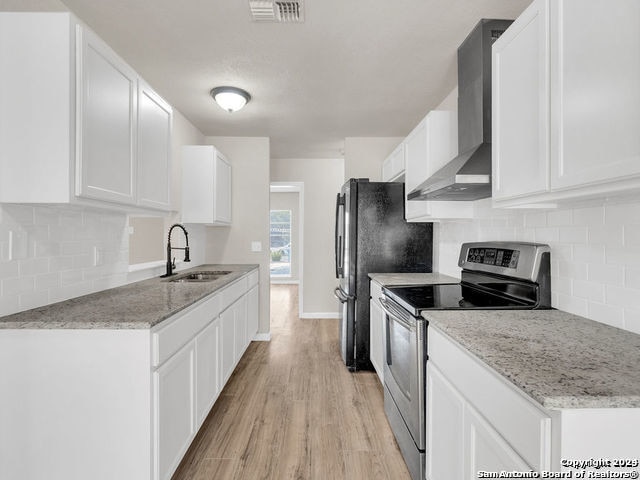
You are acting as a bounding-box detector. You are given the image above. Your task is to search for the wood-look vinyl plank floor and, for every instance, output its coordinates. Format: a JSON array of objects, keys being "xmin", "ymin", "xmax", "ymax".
[{"xmin": 172, "ymin": 284, "xmax": 411, "ymax": 480}]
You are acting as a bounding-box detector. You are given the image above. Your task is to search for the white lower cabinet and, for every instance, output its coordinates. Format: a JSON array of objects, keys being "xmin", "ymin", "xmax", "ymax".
[
  {"xmin": 426, "ymin": 326, "xmax": 551, "ymax": 480},
  {"xmin": 0, "ymin": 268, "xmax": 261, "ymax": 480},
  {"xmin": 220, "ymin": 302, "xmax": 237, "ymax": 383},
  {"xmin": 152, "ymin": 269, "xmax": 259, "ymax": 480},
  {"xmin": 154, "ymin": 341, "xmax": 195, "ymax": 480},
  {"xmin": 369, "ymin": 280, "xmax": 385, "ymax": 383},
  {"xmin": 195, "ymin": 319, "xmax": 220, "ymax": 426},
  {"xmin": 426, "ymin": 363, "xmax": 465, "ymax": 480},
  {"xmin": 466, "ymin": 403, "xmax": 530, "ymax": 477},
  {"xmin": 247, "ymin": 284, "xmax": 259, "ymax": 344},
  {"xmin": 427, "ymin": 325, "xmax": 640, "ymax": 479}
]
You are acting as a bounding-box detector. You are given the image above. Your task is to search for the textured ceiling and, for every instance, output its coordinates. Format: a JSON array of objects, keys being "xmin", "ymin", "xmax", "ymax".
[{"xmin": 1, "ymin": 0, "xmax": 531, "ymax": 158}]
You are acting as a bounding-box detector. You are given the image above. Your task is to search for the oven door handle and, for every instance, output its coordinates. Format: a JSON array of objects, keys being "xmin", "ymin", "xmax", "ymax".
[{"xmin": 379, "ymin": 297, "xmax": 415, "ymax": 331}]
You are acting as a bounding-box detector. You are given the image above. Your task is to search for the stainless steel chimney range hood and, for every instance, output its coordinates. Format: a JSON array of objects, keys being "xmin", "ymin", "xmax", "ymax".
[{"xmin": 408, "ymin": 18, "xmax": 513, "ymax": 202}]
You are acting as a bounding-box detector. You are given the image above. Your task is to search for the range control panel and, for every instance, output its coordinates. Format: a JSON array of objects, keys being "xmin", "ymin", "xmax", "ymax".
[{"xmin": 466, "ymin": 247, "xmax": 520, "ymax": 269}]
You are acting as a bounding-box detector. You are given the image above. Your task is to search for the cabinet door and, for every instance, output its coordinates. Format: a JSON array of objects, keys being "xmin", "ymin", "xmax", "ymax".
[
  {"xmin": 382, "ymin": 144, "xmax": 404, "ymax": 182},
  {"xmin": 220, "ymin": 305, "xmax": 235, "ymax": 384},
  {"xmin": 137, "ymin": 81, "xmax": 172, "ymax": 210},
  {"xmin": 246, "ymin": 285, "xmax": 259, "ymax": 344},
  {"xmin": 404, "ymin": 118, "xmax": 431, "ymax": 220},
  {"xmin": 492, "ymin": 0, "xmax": 550, "ymax": 201},
  {"xmin": 426, "ymin": 363, "xmax": 465, "ymax": 480},
  {"xmin": 153, "ymin": 341, "xmax": 195, "ymax": 480},
  {"xmin": 465, "ymin": 404, "xmax": 530, "ymax": 477},
  {"xmin": 76, "ymin": 25, "xmax": 137, "ymax": 205},
  {"xmin": 369, "ymin": 297, "xmax": 384, "ymax": 384},
  {"xmin": 549, "ymin": 0, "xmax": 640, "ymax": 190},
  {"xmin": 234, "ymin": 295, "xmax": 248, "ymax": 362},
  {"xmin": 195, "ymin": 319, "xmax": 220, "ymax": 427},
  {"xmin": 214, "ymin": 152, "xmax": 232, "ymax": 224}
]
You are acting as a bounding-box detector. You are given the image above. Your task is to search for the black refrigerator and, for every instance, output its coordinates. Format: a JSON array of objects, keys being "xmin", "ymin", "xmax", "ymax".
[{"xmin": 334, "ymin": 178, "xmax": 433, "ymax": 371}]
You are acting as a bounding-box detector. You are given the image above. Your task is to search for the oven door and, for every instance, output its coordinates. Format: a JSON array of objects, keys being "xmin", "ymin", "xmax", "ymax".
[{"xmin": 381, "ymin": 296, "xmax": 426, "ymax": 450}]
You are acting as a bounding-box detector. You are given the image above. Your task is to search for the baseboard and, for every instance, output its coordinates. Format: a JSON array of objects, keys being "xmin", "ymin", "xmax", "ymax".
[
  {"xmin": 299, "ymin": 312, "xmax": 340, "ymax": 319},
  {"xmin": 270, "ymin": 279, "xmax": 299, "ymax": 285},
  {"xmin": 253, "ymin": 332, "xmax": 271, "ymax": 341}
]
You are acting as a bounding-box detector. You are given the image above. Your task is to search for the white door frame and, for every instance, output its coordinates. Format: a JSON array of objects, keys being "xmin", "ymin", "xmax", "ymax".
[{"xmin": 269, "ymin": 182, "xmax": 305, "ymax": 318}]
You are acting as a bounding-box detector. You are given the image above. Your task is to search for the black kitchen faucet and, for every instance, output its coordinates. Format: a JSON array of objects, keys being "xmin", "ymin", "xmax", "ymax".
[{"xmin": 161, "ymin": 223, "xmax": 190, "ymax": 277}]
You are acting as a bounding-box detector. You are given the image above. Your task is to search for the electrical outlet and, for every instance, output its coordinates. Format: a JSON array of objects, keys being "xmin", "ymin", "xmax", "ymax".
[{"xmin": 251, "ymin": 241, "xmax": 262, "ymax": 252}]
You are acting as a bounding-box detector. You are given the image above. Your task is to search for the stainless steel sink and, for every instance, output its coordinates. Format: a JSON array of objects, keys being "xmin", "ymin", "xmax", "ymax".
[{"xmin": 169, "ymin": 270, "xmax": 232, "ymax": 283}]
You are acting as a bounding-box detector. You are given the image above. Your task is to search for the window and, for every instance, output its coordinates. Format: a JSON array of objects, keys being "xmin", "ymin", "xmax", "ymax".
[{"xmin": 270, "ymin": 210, "xmax": 291, "ymax": 277}]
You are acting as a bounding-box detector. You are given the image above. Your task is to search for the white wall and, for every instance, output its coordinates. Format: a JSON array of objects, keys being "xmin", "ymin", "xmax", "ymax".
[
  {"xmin": 270, "ymin": 158, "xmax": 344, "ymax": 317},
  {"xmin": 344, "ymin": 137, "xmax": 404, "ymax": 182},
  {"xmin": 203, "ymin": 136, "xmax": 271, "ymax": 335},
  {"xmin": 270, "ymin": 192, "xmax": 300, "ymax": 282}
]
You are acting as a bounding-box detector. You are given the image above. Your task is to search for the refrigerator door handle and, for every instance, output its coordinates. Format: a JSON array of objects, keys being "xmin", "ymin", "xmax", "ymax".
[
  {"xmin": 334, "ymin": 287, "xmax": 352, "ymax": 303},
  {"xmin": 334, "ymin": 193, "xmax": 345, "ymax": 278}
]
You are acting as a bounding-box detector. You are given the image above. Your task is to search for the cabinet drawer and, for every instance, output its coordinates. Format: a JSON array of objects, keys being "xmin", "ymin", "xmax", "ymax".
[
  {"xmin": 152, "ymin": 293, "xmax": 221, "ymax": 367},
  {"xmin": 220, "ymin": 277, "xmax": 248, "ymax": 308},
  {"xmin": 428, "ymin": 326, "xmax": 551, "ymax": 470}
]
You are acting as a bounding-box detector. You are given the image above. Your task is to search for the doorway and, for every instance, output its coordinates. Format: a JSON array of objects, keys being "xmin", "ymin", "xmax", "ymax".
[{"xmin": 270, "ymin": 182, "xmax": 304, "ymax": 316}]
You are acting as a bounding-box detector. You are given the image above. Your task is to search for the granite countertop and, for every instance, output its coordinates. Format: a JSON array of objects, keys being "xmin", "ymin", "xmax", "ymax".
[
  {"xmin": 424, "ymin": 309, "xmax": 640, "ymax": 409},
  {"xmin": 0, "ymin": 264, "xmax": 258, "ymax": 330},
  {"xmin": 369, "ymin": 272, "xmax": 460, "ymax": 286}
]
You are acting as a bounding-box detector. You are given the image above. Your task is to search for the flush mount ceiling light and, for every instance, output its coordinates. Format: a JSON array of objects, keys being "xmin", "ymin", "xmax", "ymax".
[{"xmin": 210, "ymin": 86, "xmax": 251, "ymax": 113}]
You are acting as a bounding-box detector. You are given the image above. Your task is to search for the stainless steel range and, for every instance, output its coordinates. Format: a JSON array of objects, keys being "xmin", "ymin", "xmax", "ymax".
[{"xmin": 380, "ymin": 242, "xmax": 552, "ymax": 480}]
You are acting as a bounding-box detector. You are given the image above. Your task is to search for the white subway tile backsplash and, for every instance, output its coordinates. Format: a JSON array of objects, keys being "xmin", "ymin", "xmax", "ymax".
[
  {"xmin": 534, "ymin": 227, "xmax": 560, "ymax": 243},
  {"xmin": 559, "ymin": 226, "xmax": 588, "ymax": 244},
  {"xmin": 438, "ymin": 198, "xmax": 640, "ymax": 334},
  {"xmin": 547, "ymin": 210, "xmax": 572, "ymax": 226},
  {"xmin": 19, "ymin": 258, "xmax": 49, "ymax": 276},
  {"xmin": 2, "ymin": 277, "xmax": 35, "ymax": 296},
  {"xmin": 0, "ymin": 261, "xmax": 19, "ymax": 279},
  {"xmin": 0, "ymin": 204, "xmax": 170, "ymax": 317},
  {"xmin": 605, "ymin": 203, "xmax": 640, "ymax": 225},
  {"xmin": 19, "ymin": 290, "xmax": 50, "ymax": 311},
  {"xmin": 35, "ymin": 272, "xmax": 61, "ymax": 291},
  {"xmin": 625, "ymin": 268, "xmax": 640, "ymax": 289},
  {"xmin": 588, "ymin": 302, "xmax": 625, "ymax": 329},
  {"xmin": 624, "ymin": 224, "xmax": 640, "ymax": 246},
  {"xmin": 606, "ymin": 248, "xmax": 640, "ymax": 266},
  {"xmin": 555, "ymin": 293, "xmax": 588, "ymax": 317},
  {"xmin": 588, "ymin": 225, "xmax": 624, "ymax": 248},
  {"xmin": 553, "ymin": 276, "xmax": 573, "ymax": 295},
  {"xmin": 572, "ymin": 206, "xmax": 604, "ymax": 226},
  {"xmin": 572, "ymin": 245, "xmax": 605, "ymax": 264},
  {"xmin": 572, "ymin": 280, "xmax": 605, "ymax": 303},
  {"xmin": 624, "ymin": 308, "xmax": 640, "ymax": 334},
  {"xmin": 588, "ymin": 263, "xmax": 624, "ymax": 287},
  {"xmin": 606, "ymin": 285, "xmax": 640, "ymax": 310},
  {"xmin": 525, "ymin": 211, "xmax": 547, "ymax": 228},
  {"xmin": 558, "ymin": 260, "xmax": 588, "ymax": 279}
]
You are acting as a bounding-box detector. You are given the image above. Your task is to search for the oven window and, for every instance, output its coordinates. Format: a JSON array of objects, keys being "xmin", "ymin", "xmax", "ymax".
[{"xmin": 386, "ymin": 315, "xmax": 412, "ymax": 400}]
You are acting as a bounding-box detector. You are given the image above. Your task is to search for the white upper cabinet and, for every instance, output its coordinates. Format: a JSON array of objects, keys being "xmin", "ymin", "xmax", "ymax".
[
  {"xmin": 381, "ymin": 143, "xmax": 405, "ymax": 182},
  {"xmin": 76, "ymin": 25, "xmax": 137, "ymax": 205},
  {"xmin": 404, "ymin": 111, "xmax": 473, "ymax": 222},
  {"xmin": 492, "ymin": 0, "xmax": 640, "ymax": 207},
  {"xmin": 182, "ymin": 145, "xmax": 232, "ymax": 226},
  {"xmin": 137, "ymin": 81, "xmax": 172, "ymax": 210},
  {"xmin": 492, "ymin": 0, "xmax": 549, "ymax": 202},
  {"xmin": 0, "ymin": 12, "xmax": 172, "ymax": 212}
]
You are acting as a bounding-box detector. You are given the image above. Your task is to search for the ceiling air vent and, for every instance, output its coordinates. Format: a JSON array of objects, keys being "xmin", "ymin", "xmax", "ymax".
[{"xmin": 249, "ymin": 0, "xmax": 304, "ymax": 23}]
